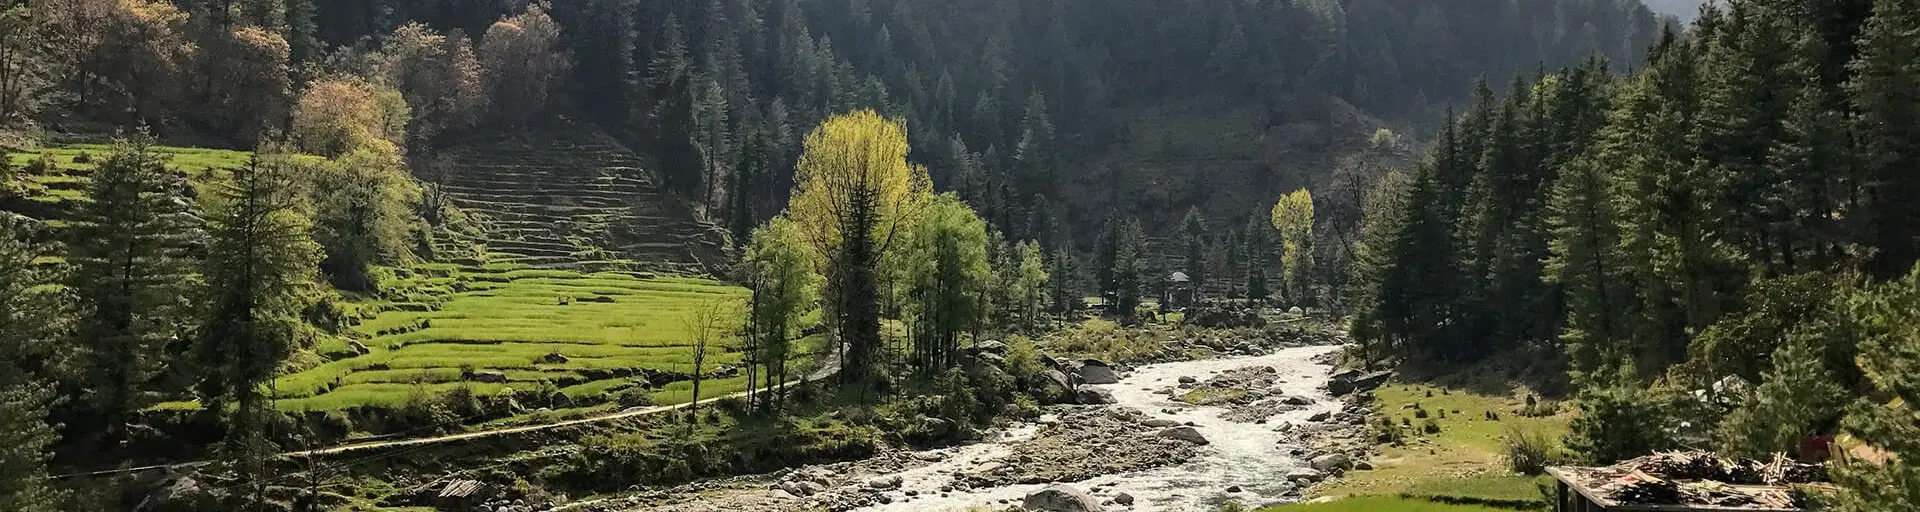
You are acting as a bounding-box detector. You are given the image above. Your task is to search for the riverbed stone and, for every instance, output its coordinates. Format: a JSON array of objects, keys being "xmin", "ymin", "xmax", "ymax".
[
  {"xmin": 1156, "ymin": 426, "xmax": 1210, "ymax": 445},
  {"xmin": 1310, "ymin": 453, "xmax": 1352, "ymax": 473},
  {"xmin": 866, "ymin": 475, "xmax": 902, "ymax": 490},
  {"xmin": 1022, "ymin": 485, "xmax": 1106, "ymax": 512},
  {"xmin": 1076, "ymin": 388, "xmax": 1116, "ymax": 405},
  {"xmin": 1113, "ymin": 492, "xmax": 1135, "ymax": 506},
  {"xmin": 1141, "ymin": 418, "xmax": 1179, "ymax": 428},
  {"xmin": 1077, "ymin": 360, "xmax": 1121, "ymax": 384}
]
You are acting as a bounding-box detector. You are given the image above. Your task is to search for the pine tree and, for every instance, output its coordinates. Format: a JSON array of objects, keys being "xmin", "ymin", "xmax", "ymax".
[
  {"xmin": 1846, "ymin": 0, "xmax": 1920, "ymax": 280},
  {"xmin": 1829, "ymin": 265, "xmax": 1920, "ymax": 510},
  {"xmin": 194, "ymin": 152, "xmax": 321, "ymax": 502},
  {"xmin": 1243, "ymin": 209, "xmax": 1272, "ymax": 302},
  {"xmin": 68, "ymin": 138, "xmax": 199, "ymax": 451},
  {"xmin": 1714, "ymin": 334, "xmax": 1845, "ymax": 459},
  {"xmin": 1547, "ymin": 154, "xmax": 1633, "ymax": 386},
  {"xmin": 1179, "ymin": 206, "xmax": 1207, "ymax": 296},
  {"xmin": 0, "ymin": 215, "xmax": 65, "ymax": 512},
  {"xmin": 195, "ymin": 153, "xmax": 320, "ymax": 426}
]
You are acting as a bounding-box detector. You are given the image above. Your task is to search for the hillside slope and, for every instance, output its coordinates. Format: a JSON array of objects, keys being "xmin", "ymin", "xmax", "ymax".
[{"xmin": 432, "ymin": 119, "xmax": 732, "ymax": 276}]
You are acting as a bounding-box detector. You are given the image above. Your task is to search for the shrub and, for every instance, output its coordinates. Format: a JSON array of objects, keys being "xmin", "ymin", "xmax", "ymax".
[
  {"xmin": 1566, "ymin": 386, "xmax": 1681, "ymax": 464},
  {"xmin": 1414, "ymin": 407, "xmax": 1430, "ymax": 419},
  {"xmin": 1503, "ymin": 426, "xmax": 1557, "ymax": 475},
  {"xmin": 1422, "ymin": 418, "xmax": 1441, "ymax": 434},
  {"xmin": 617, "ymin": 387, "xmax": 654, "ymax": 408},
  {"xmin": 1002, "ymin": 335, "xmax": 1046, "ymax": 379}
]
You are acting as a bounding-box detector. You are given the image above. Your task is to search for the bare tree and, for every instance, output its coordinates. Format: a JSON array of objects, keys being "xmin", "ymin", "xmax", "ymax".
[{"xmin": 681, "ymin": 298, "xmax": 734, "ymax": 428}]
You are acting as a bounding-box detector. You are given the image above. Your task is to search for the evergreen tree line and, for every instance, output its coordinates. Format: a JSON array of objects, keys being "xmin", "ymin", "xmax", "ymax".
[
  {"xmin": 2, "ymin": 0, "xmax": 1674, "ymax": 265},
  {"xmin": 1342, "ymin": 0, "xmax": 1920, "ymax": 507}
]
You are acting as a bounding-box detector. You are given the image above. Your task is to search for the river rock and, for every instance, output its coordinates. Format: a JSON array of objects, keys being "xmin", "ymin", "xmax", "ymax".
[
  {"xmin": 1076, "ymin": 388, "xmax": 1116, "ymax": 405},
  {"xmin": 1282, "ymin": 395, "xmax": 1315, "ymax": 406},
  {"xmin": 1310, "ymin": 453, "xmax": 1352, "ymax": 473},
  {"xmin": 867, "ymin": 475, "xmax": 903, "ymax": 490},
  {"xmin": 1022, "ymin": 485, "xmax": 1106, "ymax": 512},
  {"xmin": 1077, "ymin": 363, "xmax": 1121, "ymax": 385},
  {"xmin": 1177, "ymin": 376, "xmax": 1198, "ymax": 384},
  {"xmin": 1113, "ymin": 492, "xmax": 1135, "ymax": 506},
  {"xmin": 1307, "ymin": 411, "xmax": 1332, "ymax": 422},
  {"xmin": 1157, "ymin": 426, "xmax": 1210, "ymax": 445},
  {"xmin": 1285, "ymin": 468, "xmax": 1323, "ymax": 482},
  {"xmin": 1141, "ymin": 418, "xmax": 1180, "ymax": 428}
]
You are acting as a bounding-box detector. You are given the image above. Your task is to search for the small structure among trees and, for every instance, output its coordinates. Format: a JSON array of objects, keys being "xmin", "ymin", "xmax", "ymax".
[
  {"xmin": 1162, "ymin": 271, "xmax": 1195, "ymax": 309},
  {"xmin": 1546, "ymin": 451, "xmax": 1830, "ymax": 512}
]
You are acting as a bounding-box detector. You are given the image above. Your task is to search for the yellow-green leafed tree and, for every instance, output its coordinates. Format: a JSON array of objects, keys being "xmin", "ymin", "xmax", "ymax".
[
  {"xmin": 289, "ymin": 77, "xmax": 410, "ymax": 159},
  {"xmin": 788, "ymin": 109, "xmax": 931, "ymax": 385},
  {"xmin": 1271, "ymin": 188, "xmax": 1316, "ymax": 306}
]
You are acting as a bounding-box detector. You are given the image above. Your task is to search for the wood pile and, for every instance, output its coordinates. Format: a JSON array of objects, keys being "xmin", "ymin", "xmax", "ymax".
[{"xmin": 1562, "ymin": 450, "xmax": 1828, "ymax": 509}]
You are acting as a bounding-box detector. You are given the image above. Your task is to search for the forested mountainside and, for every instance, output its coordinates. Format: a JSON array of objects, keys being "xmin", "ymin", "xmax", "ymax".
[
  {"xmin": 12, "ymin": 0, "xmax": 1670, "ymax": 251},
  {"xmin": 1340, "ymin": 1, "xmax": 1920, "ymax": 509},
  {"xmin": 1643, "ymin": 0, "xmax": 1711, "ymax": 21}
]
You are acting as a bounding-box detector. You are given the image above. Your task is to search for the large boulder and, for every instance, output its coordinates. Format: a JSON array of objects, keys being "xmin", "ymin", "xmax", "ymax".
[
  {"xmin": 976, "ymin": 340, "xmax": 1009, "ymax": 355},
  {"xmin": 1326, "ymin": 370, "xmax": 1393, "ymax": 396},
  {"xmin": 1310, "ymin": 453, "xmax": 1353, "ymax": 473},
  {"xmin": 470, "ymin": 370, "xmax": 509, "ymax": 383},
  {"xmin": 1075, "ymin": 388, "xmax": 1116, "ymax": 405},
  {"xmin": 1038, "ymin": 369, "xmax": 1073, "ymax": 400},
  {"xmin": 1022, "ymin": 485, "xmax": 1106, "ymax": 512},
  {"xmin": 1157, "ymin": 426, "xmax": 1210, "ymax": 445},
  {"xmin": 1076, "ymin": 360, "xmax": 1121, "ymax": 385}
]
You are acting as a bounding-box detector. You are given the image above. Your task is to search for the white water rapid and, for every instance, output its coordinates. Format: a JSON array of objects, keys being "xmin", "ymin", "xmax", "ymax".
[{"xmin": 856, "ymin": 345, "xmax": 1344, "ymax": 512}]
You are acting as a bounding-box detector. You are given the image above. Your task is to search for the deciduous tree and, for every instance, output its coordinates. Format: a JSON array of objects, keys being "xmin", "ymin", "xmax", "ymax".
[{"xmin": 787, "ymin": 109, "xmax": 931, "ymax": 386}]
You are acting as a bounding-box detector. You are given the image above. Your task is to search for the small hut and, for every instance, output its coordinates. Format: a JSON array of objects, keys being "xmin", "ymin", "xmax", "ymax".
[
  {"xmin": 1162, "ymin": 272, "xmax": 1195, "ymax": 308},
  {"xmin": 1546, "ymin": 451, "xmax": 1829, "ymax": 512}
]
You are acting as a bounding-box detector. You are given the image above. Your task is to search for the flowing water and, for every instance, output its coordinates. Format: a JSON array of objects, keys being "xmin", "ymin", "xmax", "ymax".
[{"xmin": 857, "ymin": 345, "xmax": 1344, "ymax": 511}]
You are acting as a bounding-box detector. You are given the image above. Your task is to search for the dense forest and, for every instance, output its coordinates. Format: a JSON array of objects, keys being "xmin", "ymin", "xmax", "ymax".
[
  {"xmin": 5, "ymin": 0, "xmax": 1917, "ymax": 510},
  {"xmin": 3, "ymin": 0, "xmax": 1673, "ymax": 245},
  {"xmin": 1341, "ymin": 0, "xmax": 1919, "ymax": 509}
]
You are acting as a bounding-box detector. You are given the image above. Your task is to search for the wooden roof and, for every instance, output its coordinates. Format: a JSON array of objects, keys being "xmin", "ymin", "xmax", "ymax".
[{"xmin": 1546, "ymin": 466, "xmax": 1815, "ymax": 512}]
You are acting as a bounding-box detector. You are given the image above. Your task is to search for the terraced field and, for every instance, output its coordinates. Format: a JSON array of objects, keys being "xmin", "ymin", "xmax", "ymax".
[
  {"xmin": 12, "ymin": 138, "xmax": 789, "ymax": 423},
  {"xmin": 266, "ymin": 262, "xmax": 814, "ymax": 413},
  {"xmin": 3, "ymin": 143, "xmax": 279, "ymax": 223},
  {"xmin": 434, "ymin": 121, "xmax": 731, "ymax": 275}
]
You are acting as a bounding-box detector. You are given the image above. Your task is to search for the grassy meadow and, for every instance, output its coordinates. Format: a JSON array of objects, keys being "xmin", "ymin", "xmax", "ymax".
[
  {"xmin": 1298, "ymin": 381, "xmax": 1571, "ymax": 510},
  {"xmin": 1259, "ymin": 496, "xmax": 1518, "ymax": 512},
  {"xmin": 267, "ymin": 262, "xmax": 816, "ymax": 413}
]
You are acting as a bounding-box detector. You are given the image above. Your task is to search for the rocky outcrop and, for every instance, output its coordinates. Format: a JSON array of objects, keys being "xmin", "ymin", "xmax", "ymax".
[
  {"xmin": 1022, "ymin": 485, "xmax": 1106, "ymax": 512},
  {"xmin": 1326, "ymin": 369, "xmax": 1393, "ymax": 396}
]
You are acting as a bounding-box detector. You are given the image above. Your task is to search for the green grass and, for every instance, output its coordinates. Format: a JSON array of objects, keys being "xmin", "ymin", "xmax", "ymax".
[
  {"xmin": 1400, "ymin": 473, "xmax": 1551, "ymax": 505},
  {"xmin": 1182, "ymin": 387, "xmax": 1246, "ymax": 405},
  {"xmin": 263, "ymin": 263, "xmax": 818, "ymax": 415},
  {"xmin": 1259, "ymin": 496, "xmax": 1517, "ymax": 512},
  {"xmin": 1315, "ymin": 383, "xmax": 1569, "ymax": 506}
]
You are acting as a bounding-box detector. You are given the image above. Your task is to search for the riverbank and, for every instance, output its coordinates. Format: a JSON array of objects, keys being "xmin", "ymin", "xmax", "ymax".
[{"xmin": 575, "ymin": 338, "xmax": 1367, "ymax": 511}]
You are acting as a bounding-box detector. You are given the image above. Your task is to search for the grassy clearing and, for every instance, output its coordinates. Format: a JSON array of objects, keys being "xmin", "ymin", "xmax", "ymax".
[
  {"xmin": 1313, "ymin": 382, "xmax": 1569, "ymax": 506},
  {"xmin": 264, "ymin": 262, "xmax": 805, "ymax": 413},
  {"xmin": 1259, "ymin": 496, "xmax": 1516, "ymax": 512}
]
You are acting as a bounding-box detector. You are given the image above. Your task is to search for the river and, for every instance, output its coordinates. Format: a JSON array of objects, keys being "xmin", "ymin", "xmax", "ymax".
[{"xmin": 855, "ymin": 344, "xmax": 1344, "ymax": 511}]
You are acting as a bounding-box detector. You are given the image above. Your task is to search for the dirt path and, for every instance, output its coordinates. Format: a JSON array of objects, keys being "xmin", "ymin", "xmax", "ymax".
[{"xmin": 54, "ymin": 357, "xmax": 842, "ymax": 480}]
